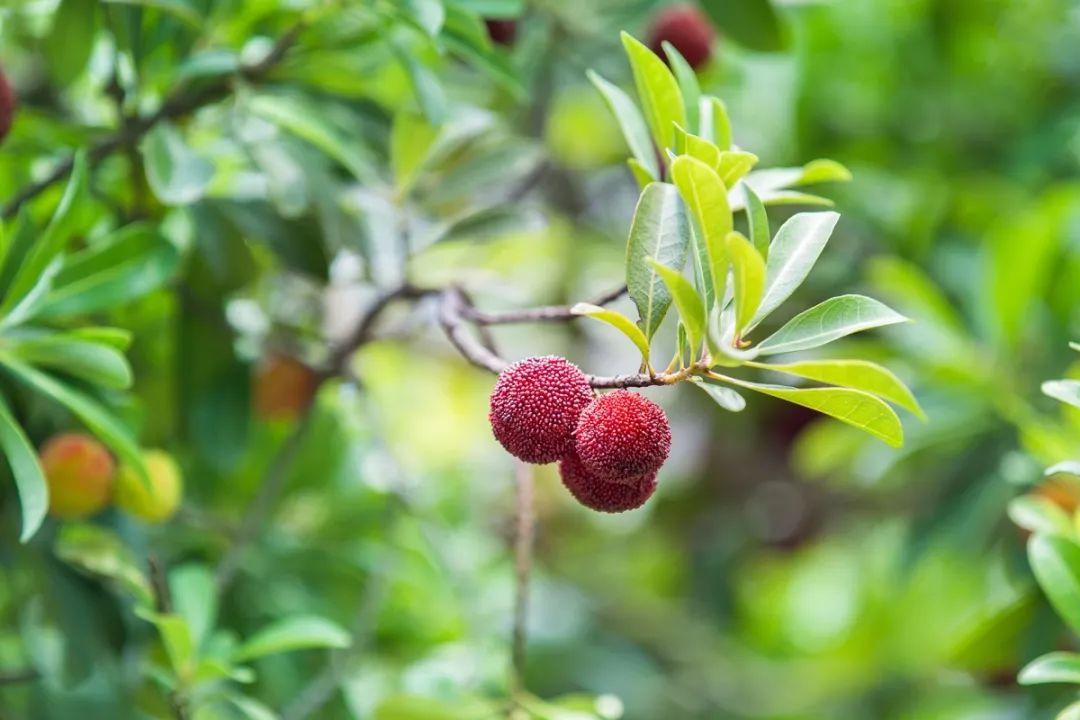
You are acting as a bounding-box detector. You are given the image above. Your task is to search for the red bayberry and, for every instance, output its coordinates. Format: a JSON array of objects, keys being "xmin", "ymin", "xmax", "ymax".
[
  {"xmin": 573, "ymin": 390, "xmax": 671, "ymax": 483},
  {"xmin": 489, "ymin": 356, "xmax": 594, "ymax": 464},
  {"xmin": 485, "ymin": 18, "xmax": 518, "ymax": 46},
  {"xmin": 0, "ymin": 67, "xmax": 16, "ymax": 144},
  {"xmin": 559, "ymin": 448, "xmax": 657, "ymax": 513},
  {"xmin": 647, "ymin": 4, "xmax": 716, "ymax": 70}
]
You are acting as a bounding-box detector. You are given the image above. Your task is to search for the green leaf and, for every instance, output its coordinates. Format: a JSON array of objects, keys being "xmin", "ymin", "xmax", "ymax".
[
  {"xmin": 391, "ymin": 39, "xmax": 448, "ymax": 124},
  {"xmin": 1009, "ymin": 496, "xmax": 1074, "ymax": 537},
  {"xmin": 0, "ymin": 354, "xmax": 144, "ymax": 475},
  {"xmin": 749, "ymin": 211, "xmax": 840, "ymax": 328},
  {"xmin": 137, "ymin": 609, "xmax": 195, "ymax": 675},
  {"xmin": 102, "ymin": 0, "xmax": 202, "ymax": 27},
  {"xmin": 662, "ymin": 42, "xmax": 700, "ymax": 133},
  {"xmin": 1, "ymin": 152, "xmax": 90, "ymax": 321},
  {"xmin": 751, "ymin": 359, "xmax": 924, "ymax": 418},
  {"xmin": 141, "ymin": 122, "xmax": 214, "ymax": 205},
  {"xmin": 627, "ymin": 159, "xmax": 654, "ymax": 189},
  {"xmin": 715, "ymin": 375, "xmax": 904, "ymax": 447},
  {"xmin": 1048, "ymin": 462, "xmax": 1080, "ymax": 478},
  {"xmin": 1071, "ymin": 342, "xmax": 1080, "ymax": 353},
  {"xmin": 233, "ymin": 615, "xmax": 351, "ymax": 662},
  {"xmin": 1044, "ymin": 380, "xmax": 1080, "ymax": 410},
  {"xmin": 0, "ymin": 396, "xmax": 47, "ymax": 543},
  {"xmin": 688, "ymin": 376, "xmax": 745, "ymax": 412},
  {"xmin": 573, "ymin": 303, "xmax": 651, "ymax": 363},
  {"xmin": 726, "ymin": 232, "xmax": 766, "ymax": 337},
  {"xmin": 67, "ymin": 326, "xmax": 133, "ymax": 351},
  {"xmin": 1029, "ymin": 533, "xmax": 1080, "ymax": 636},
  {"xmin": 700, "ymin": 0, "xmax": 786, "ymax": 52},
  {"xmin": 1019, "ymin": 652, "xmax": 1080, "ymax": 685},
  {"xmin": 670, "ymin": 156, "xmax": 730, "ymax": 311},
  {"xmin": 45, "ymin": 0, "xmax": 97, "ymax": 86},
  {"xmin": 625, "ymin": 183, "xmax": 691, "ymax": 341},
  {"xmin": 744, "ymin": 185, "xmax": 769, "ymax": 258},
  {"xmin": 716, "ymin": 151, "xmax": 758, "ymax": 188},
  {"xmin": 6, "ymin": 333, "xmax": 132, "ymax": 389},
  {"xmin": 756, "ymin": 294, "xmax": 908, "ymax": 355},
  {"xmin": 697, "ymin": 96, "xmax": 731, "ymax": 150},
  {"xmin": 588, "ymin": 70, "xmax": 659, "ymax": 181},
  {"xmin": 169, "ymin": 564, "xmax": 216, "ymax": 648},
  {"xmin": 647, "ymin": 260, "xmax": 705, "ymax": 355},
  {"xmin": 391, "ymin": 110, "xmax": 440, "ymax": 195},
  {"xmin": 374, "ymin": 694, "xmax": 498, "ymax": 720},
  {"xmin": 620, "ymin": 32, "xmax": 686, "ymax": 154},
  {"xmin": 55, "ymin": 523, "xmax": 154, "ymax": 606},
  {"xmin": 1059, "ymin": 702, "xmax": 1080, "ymax": 720},
  {"xmin": 226, "ymin": 694, "xmax": 278, "ymax": 720}
]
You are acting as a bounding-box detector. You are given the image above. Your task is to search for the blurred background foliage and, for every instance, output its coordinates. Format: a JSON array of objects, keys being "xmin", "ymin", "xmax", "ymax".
[{"xmin": 0, "ymin": 0, "xmax": 1078, "ymax": 719}]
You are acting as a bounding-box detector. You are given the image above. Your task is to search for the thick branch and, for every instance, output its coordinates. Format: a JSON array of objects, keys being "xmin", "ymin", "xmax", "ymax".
[{"xmin": 1, "ymin": 21, "xmax": 306, "ymax": 220}]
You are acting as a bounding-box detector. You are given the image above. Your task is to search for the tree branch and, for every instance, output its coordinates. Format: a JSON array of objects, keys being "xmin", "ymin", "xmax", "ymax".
[
  {"xmin": 510, "ymin": 461, "xmax": 535, "ymax": 699},
  {"xmin": 463, "ymin": 285, "xmax": 627, "ymax": 326},
  {"xmin": 1, "ymin": 20, "xmax": 306, "ymax": 220}
]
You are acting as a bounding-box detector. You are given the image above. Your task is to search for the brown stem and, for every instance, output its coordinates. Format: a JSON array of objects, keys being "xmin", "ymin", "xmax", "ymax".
[
  {"xmin": 0, "ymin": 668, "xmax": 38, "ymax": 686},
  {"xmin": 463, "ymin": 285, "xmax": 627, "ymax": 326},
  {"xmin": 1, "ymin": 20, "xmax": 306, "ymax": 220},
  {"xmin": 148, "ymin": 556, "xmax": 190, "ymax": 720},
  {"xmin": 510, "ymin": 461, "xmax": 535, "ymax": 699}
]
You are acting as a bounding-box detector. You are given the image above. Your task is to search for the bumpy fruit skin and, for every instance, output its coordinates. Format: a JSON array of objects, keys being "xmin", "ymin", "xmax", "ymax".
[
  {"xmin": 39, "ymin": 434, "xmax": 116, "ymax": 519},
  {"xmin": 115, "ymin": 450, "xmax": 183, "ymax": 523},
  {"xmin": 559, "ymin": 449, "xmax": 657, "ymax": 513},
  {"xmin": 485, "ymin": 18, "xmax": 517, "ymax": 46},
  {"xmin": 573, "ymin": 390, "xmax": 671, "ymax": 482},
  {"xmin": 254, "ymin": 354, "xmax": 318, "ymax": 421},
  {"xmin": 647, "ymin": 4, "xmax": 716, "ymax": 70},
  {"xmin": 0, "ymin": 68, "xmax": 15, "ymax": 144},
  {"xmin": 489, "ymin": 356, "xmax": 594, "ymax": 464}
]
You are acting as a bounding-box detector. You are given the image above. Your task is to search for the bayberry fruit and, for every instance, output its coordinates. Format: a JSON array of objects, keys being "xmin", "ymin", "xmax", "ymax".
[
  {"xmin": 485, "ymin": 19, "xmax": 517, "ymax": 46},
  {"xmin": 489, "ymin": 356, "xmax": 594, "ymax": 464},
  {"xmin": 39, "ymin": 433, "xmax": 116, "ymax": 519},
  {"xmin": 559, "ymin": 448, "xmax": 657, "ymax": 513},
  {"xmin": 647, "ymin": 4, "xmax": 715, "ymax": 70},
  {"xmin": 573, "ymin": 390, "xmax": 671, "ymax": 482},
  {"xmin": 0, "ymin": 67, "xmax": 16, "ymax": 144}
]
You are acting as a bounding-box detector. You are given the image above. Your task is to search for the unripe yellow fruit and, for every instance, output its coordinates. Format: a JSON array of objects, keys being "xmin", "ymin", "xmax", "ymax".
[
  {"xmin": 115, "ymin": 450, "xmax": 183, "ymax": 523},
  {"xmin": 40, "ymin": 433, "xmax": 116, "ymax": 519}
]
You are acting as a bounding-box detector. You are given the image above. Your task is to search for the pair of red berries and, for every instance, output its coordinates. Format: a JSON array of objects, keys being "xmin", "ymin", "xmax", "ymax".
[{"xmin": 489, "ymin": 356, "xmax": 672, "ymax": 512}]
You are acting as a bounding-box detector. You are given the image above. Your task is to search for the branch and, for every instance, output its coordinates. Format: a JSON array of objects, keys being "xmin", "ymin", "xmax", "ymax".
[
  {"xmin": 463, "ymin": 285, "xmax": 627, "ymax": 325},
  {"xmin": 0, "ymin": 668, "xmax": 38, "ymax": 686},
  {"xmin": 1, "ymin": 20, "xmax": 306, "ymax": 220},
  {"xmin": 437, "ymin": 287, "xmax": 675, "ymax": 389},
  {"xmin": 510, "ymin": 461, "xmax": 535, "ymax": 699}
]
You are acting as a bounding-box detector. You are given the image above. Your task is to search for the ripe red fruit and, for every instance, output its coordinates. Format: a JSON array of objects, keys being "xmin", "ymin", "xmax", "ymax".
[
  {"xmin": 485, "ymin": 18, "xmax": 518, "ymax": 46},
  {"xmin": 647, "ymin": 4, "xmax": 716, "ymax": 70},
  {"xmin": 573, "ymin": 390, "xmax": 671, "ymax": 482},
  {"xmin": 0, "ymin": 67, "xmax": 16, "ymax": 144},
  {"xmin": 489, "ymin": 356, "xmax": 594, "ymax": 464},
  {"xmin": 39, "ymin": 433, "xmax": 116, "ymax": 519},
  {"xmin": 559, "ymin": 448, "xmax": 657, "ymax": 513},
  {"xmin": 253, "ymin": 354, "xmax": 319, "ymax": 421}
]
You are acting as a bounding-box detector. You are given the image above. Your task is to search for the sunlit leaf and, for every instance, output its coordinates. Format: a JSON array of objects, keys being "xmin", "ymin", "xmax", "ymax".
[
  {"xmin": 752, "ymin": 358, "xmax": 924, "ymax": 418},
  {"xmin": 688, "ymin": 376, "xmax": 745, "ymax": 412},
  {"xmin": 1047, "ymin": 462, "xmax": 1080, "ymax": 478},
  {"xmin": 1020, "ymin": 652, "xmax": 1080, "ymax": 686},
  {"xmin": 1029, "ymin": 533, "xmax": 1080, "ymax": 636},
  {"xmin": 0, "ymin": 396, "xmax": 47, "ymax": 543},
  {"xmin": 232, "ymin": 615, "xmax": 351, "ymax": 662},
  {"xmin": 716, "ymin": 150, "xmax": 758, "ymax": 188},
  {"xmin": 588, "ymin": 70, "xmax": 659, "ymax": 180},
  {"xmin": 391, "ymin": 110, "xmax": 439, "ymax": 195},
  {"xmin": 573, "ymin": 303, "xmax": 652, "ymax": 363},
  {"xmin": 726, "ymin": 232, "xmax": 765, "ymax": 337},
  {"xmin": 6, "ymin": 332, "xmax": 132, "ymax": 389},
  {"xmin": 620, "ymin": 32, "xmax": 686, "ymax": 153},
  {"xmin": 697, "ymin": 96, "xmax": 731, "ymax": 150},
  {"xmin": 1044, "ymin": 380, "xmax": 1080, "ymax": 410},
  {"xmin": 1009, "ymin": 496, "xmax": 1073, "ymax": 537},
  {"xmin": 648, "ymin": 260, "xmax": 705, "ymax": 354},
  {"xmin": 662, "ymin": 42, "xmax": 700, "ymax": 133},
  {"xmin": 749, "ymin": 211, "xmax": 840, "ymax": 329},
  {"xmin": 756, "ymin": 294, "xmax": 908, "ymax": 355},
  {"xmin": 670, "ymin": 156, "xmax": 730, "ymax": 311},
  {"xmin": 744, "ymin": 184, "xmax": 769, "ymax": 258},
  {"xmin": 625, "ymin": 183, "xmax": 691, "ymax": 341}
]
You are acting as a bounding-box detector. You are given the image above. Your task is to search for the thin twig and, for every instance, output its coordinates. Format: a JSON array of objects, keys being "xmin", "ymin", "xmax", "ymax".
[
  {"xmin": 0, "ymin": 668, "xmax": 38, "ymax": 686},
  {"xmin": 1, "ymin": 20, "xmax": 306, "ymax": 220},
  {"xmin": 510, "ymin": 461, "xmax": 535, "ymax": 700},
  {"xmin": 148, "ymin": 556, "xmax": 191, "ymax": 720},
  {"xmin": 463, "ymin": 285, "xmax": 626, "ymax": 325}
]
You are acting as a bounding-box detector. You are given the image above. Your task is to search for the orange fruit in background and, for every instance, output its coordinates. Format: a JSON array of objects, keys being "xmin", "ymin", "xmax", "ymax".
[
  {"xmin": 39, "ymin": 433, "xmax": 116, "ymax": 519},
  {"xmin": 115, "ymin": 450, "xmax": 183, "ymax": 524},
  {"xmin": 253, "ymin": 353, "xmax": 319, "ymax": 421}
]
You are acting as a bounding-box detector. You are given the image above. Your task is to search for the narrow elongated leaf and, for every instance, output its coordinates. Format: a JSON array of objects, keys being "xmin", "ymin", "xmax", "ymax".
[
  {"xmin": 627, "ymin": 159, "xmax": 653, "ymax": 189},
  {"xmin": 1029, "ymin": 534, "xmax": 1080, "ymax": 636},
  {"xmin": 726, "ymin": 232, "xmax": 765, "ymax": 336},
  {"xmin": 662, "ymin": 42, "xmax": 700, "ymax": 133},
  {"xmin": 7, "ymin": 333, "xmax": 132, "ymax": 389},
  {"xmin": 715, "ymin": 375, "xmax": 904, "ymax": 446},
  {"xmin": 1, "ymin": 153, "xmax": 89, "ymax": 317},
  {"xmin": 1058, "ymin": 701, "xmax": 1080, "ymax": 720},
  {"xmin": 620, "ymin": 32, "xmax": 686, "ymax": 153},
  {"xmin": 689, "ymin": 376, "xmax": 745, "ymax": 412},
  {"xmin": 625, "ymin": 183, "xmax": 691, "ymax": 340},
  {"xmin": 55, "ymin": 523, "xmax": 154, "ymax": 605},
  {"xmin": 698, "ymin": 96, "xmax": 731, "ymax": 150},
  {"xmin": 744, "ymin": 185, "xmax": 769, "ymax": 258},
  {"xmin": 670, "ymin": 156, "xmax": 730, "ymax": 311},
  {"xmin": 45, "ymin": 0, "xmax": 97, "ymax": 85},
  {"xmin": 0, "ymin": 355, "xmax": 144, "ymax": 474},
  {"xmin": 716, "ymin": 151, "xmax": 758, "ymax": 187},
  {"xmin": 749, "ymin": 211, "xmax": 840, "ymax": 328},
  {"xmin": 1009, "ymin": 496, "xmax": 1073, "ymax": 537},
  {"xmin": 682, "ymin": 131, "xmax": 721, "ymax": 171},
  {"xmin": 756, "ymin": 295, "xmax": 908, "ymax": 355},
  {"xmin": 753, "ymin": 359, "xmax": 924, "ymax": 418},
  {"xmin": 1019, "ymin": 652, "xmax": 1080, "ymax": 686},
  {"xmin": 232, "ymin": 615, "xmax": 351, "ymax": 662},
  {"xmin": 102, "ymin": 0, "xmax": 201, "ymax": 26},
  {"xmin": 1071, "ymin": 342, "xmax": 1080, "ymax": 353},
  {"xmin": 137, "ymin": 609, "xmax": 195, "ymax": 674},
  {"xmin": 648, "ymin": 260, "xmax": 705, "ymax": 354},
  {"xmin": 391, "ymin": 110, "xmax": 439, "ymax": 195},
  {"xmin": 588, "ymin": 70, "xmax": 659, "ymax": 180},
  {"xmin": 1047, "ymin": 462, "xmax": 1080, "ymax": 478},
  {"xmin": 0, "ymin": 396, "xmax": 47, "ymax": 543},
  {"xmin": 572, "ymin": 303, "xmax": 651, "ymax": 362},
  {"xmin": 1044, "ymin": 380, "xmax": 1080, "ymax": 410},
  {"xmin": 141, "ymin": 123, "xmax": 214, "ymax": 205},
  {"xmin": 742, "ymin": 159, "xmax": 853, "ymax": 195}
]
